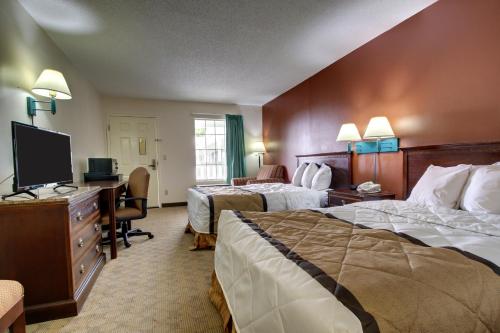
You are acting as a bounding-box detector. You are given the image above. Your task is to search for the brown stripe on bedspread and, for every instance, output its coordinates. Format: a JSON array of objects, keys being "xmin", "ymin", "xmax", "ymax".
[{"xmin": 233, "ymin": 209, "xmax": 500, "ymax": 333}]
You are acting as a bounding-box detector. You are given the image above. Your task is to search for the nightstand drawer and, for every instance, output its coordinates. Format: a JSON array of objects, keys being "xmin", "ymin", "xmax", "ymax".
[
  {"xmin": 327, "ymin": 189, "xmax": 396, "ymax": 207},
  {"xmin": 329, "ymin": 195, "xmax": 361, "ymax": 206}
]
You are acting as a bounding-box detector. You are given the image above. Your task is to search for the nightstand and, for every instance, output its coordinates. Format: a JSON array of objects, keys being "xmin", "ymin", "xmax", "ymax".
[{"xmin": 327, "ymin": 188, "xmax": 396, "ymax": 207}]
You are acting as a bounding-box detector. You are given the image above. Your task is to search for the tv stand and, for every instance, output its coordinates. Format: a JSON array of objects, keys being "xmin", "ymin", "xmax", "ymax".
[
  {"xmin": 53, "ymin": 184, "xmax": 79, "ymax": 192},
  {"xmin": 1, "ymin": 189, "xmax": 38, "ymax": 200}
]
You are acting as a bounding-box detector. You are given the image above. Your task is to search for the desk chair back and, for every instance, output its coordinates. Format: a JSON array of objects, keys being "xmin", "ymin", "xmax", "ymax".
[{"xmin": 126, "ymin": 167, "xmax": 150, "ymax": 212}]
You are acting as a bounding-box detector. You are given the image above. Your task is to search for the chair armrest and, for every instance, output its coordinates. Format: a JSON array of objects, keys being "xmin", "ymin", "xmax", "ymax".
[
  {"xmin": 231, "ymin": 177, "xmax": 256, "ymax": 186},
  {"xmin": 118, "ymin": 196, "xmax": 148, "ymax": 202},
  {"xmin": 118, "ymin": 197, "xmax": 148, "ymax": 214},
  {"xmin": 246, "ymin": 178, "xmax": 284, "ymax": 185}
]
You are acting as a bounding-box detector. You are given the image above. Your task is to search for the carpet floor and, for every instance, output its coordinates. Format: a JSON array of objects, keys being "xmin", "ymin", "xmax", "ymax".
[{"xmin": 27, "ymin": 207, "xmax": 223, "ymax": 333}]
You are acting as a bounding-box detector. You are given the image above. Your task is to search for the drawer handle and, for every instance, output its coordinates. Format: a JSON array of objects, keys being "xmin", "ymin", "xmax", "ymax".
[
  {"xmin": 80, "ymin": 264, "xmax": 86, "ymax": 274},
  {"xmin": 95, "ymin": 244, "xmax": 100, "ymax": 253},
  {"xmin": 94, "ymin": 223, "xmax": 100, "ymax": 232},
  {"xmin": 76, "ymin": 212, "xmax": 83, "ymax": 221},
  {"xmin": 93, "ymin": 202, "xmax": 98, "ymax": 210},
  {"xmin": 78, "ymin": 238, "xmax": 85, "ymax": 248}
]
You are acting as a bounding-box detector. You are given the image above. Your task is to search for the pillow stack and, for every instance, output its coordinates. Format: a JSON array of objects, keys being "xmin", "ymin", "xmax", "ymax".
[
  {"xmin": 301, "ymin": 163, "xmax": 319, "ymax": 188},
  {"xmin": 291, "ymin": 162, "xmax": 332, "ymax": 190},
  {"xmin": 408, "ymin": 162, "xmax": 500, "ymax": 214}
]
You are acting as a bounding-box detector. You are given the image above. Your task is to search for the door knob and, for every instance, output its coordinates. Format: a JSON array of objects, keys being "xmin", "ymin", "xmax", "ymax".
[{"xmin": 148, "ymin": 158, "xmax": 157, "ymax": 171}]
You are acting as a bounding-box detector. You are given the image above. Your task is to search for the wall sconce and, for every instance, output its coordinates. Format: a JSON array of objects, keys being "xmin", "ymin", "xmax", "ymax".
[
  {"xmin": 253, "ymin": 141, "xmax": 266, "ymax": 169},
  {"xmin": 357, "ymin": 116, "xmax": 398, "ymax": 183},
  {"xmin": 336, "ymin": 123, "xmax": 361, "ymax": 153},
  {"xmin": 27, "ymin": 69, "xmax": 72, "ymax": 117}
]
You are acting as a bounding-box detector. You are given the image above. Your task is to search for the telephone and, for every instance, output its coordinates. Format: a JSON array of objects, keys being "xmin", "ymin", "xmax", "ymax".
[{"xmin": 356, "ymin": 181, "xmax": 381, "ymax": 193}]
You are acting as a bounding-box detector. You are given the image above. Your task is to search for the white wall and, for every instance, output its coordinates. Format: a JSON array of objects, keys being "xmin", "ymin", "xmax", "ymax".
[
  {"xmin": 0, "ymin": 0, "xmax": 107, "ymax": 194},
  {"xmin": 100, "ymin": 96, "xmax": 262, "ymax": 203}
]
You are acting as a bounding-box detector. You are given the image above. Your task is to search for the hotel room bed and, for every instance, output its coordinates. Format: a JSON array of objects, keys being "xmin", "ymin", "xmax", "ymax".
[
  {"xmin": 187, "ymin": 183, "xmax": 328, "ymax": 233},
  {"xmin": 213, "ymin": 201, "xmax": 500, "ymax": 333},
  {"xmin": 210, "ymin": 143, "xmax": 500, "ymax": 333},
  {"xmin": 186, "ymin": 152, "xmax": 352, "ymax": 249}
]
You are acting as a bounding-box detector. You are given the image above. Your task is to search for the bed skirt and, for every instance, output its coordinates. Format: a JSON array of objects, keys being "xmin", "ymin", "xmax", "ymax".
[
  {"xmin": 209, "ymin": 271, "xmax": 236, "ymax": 333},
  {"xmin": 185, "ymin": 221, "xmax": 217, "ymax": 250}
]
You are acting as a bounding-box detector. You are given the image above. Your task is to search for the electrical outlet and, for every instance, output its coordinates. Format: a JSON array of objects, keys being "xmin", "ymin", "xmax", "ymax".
[{"xmin": 164, "ymin": 189, "xmax": 168, "ymax": 196}]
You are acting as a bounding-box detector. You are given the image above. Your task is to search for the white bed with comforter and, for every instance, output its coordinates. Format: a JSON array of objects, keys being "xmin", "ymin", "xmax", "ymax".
[
  {"xmin": 214, "ymin": 200, "xmax": 500, "ymax": 333},
  {"xmin": 187, "ymin": 183, "xmax": 328, "ymax": 234}
]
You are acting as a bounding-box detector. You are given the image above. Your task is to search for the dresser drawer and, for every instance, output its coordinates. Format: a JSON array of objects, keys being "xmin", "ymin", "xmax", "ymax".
[
  {"xmin": 72, "ymin": 218, "xmax": 102, "ymax": 262},
  {"xmin": 70, "ymin": 195, "xmax": 100, "ymax": 231},
  {"xmin": 73, "ymin": 239, "xmax": 103, "ymax": 290}
]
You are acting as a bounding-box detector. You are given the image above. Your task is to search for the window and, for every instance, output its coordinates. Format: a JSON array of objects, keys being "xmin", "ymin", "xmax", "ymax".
[{"xmin": 195, "ymin": 118, "xmax": 226, "ymax": 182}]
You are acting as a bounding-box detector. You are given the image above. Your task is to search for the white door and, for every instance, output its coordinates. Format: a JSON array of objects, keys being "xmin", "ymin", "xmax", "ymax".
[{"xmin": 107, "ymin": 116, "xmax": 160, "ymax": 208}]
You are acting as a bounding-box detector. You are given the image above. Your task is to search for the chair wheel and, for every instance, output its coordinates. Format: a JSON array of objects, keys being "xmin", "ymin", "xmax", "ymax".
[{"xmin": 148, "ymin": 234, "xmax": 154, "ymax": 239}]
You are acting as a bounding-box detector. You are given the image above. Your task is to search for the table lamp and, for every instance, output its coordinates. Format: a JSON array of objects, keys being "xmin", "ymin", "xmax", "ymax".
[
  {"xmin": 253, "ymin": 141, "xmax": 266, "ymax": 168},
  {"xmin": 363, "ymin": 116, "xmax": 395, "ymax": 183},
  {"xmin": 336, "ymin": 123, "xmax": 361, "ymax": 153}
]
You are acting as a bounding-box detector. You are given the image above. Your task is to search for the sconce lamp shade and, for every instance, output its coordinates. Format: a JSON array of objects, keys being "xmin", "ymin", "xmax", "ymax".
[
  {"xmin": 336, "ymin": 123, "xmax": 361, "ymax": 142},
  {"xmin": 32, "ymin": 69, "xmax": 72, "ymax": 100},
  {"xmin": 363, "ymin": 116, "xmax": 395, "ymax": 139},
  {"xmin": 253, "ymin": 141, "xmax": 266, "ymax": 153}
]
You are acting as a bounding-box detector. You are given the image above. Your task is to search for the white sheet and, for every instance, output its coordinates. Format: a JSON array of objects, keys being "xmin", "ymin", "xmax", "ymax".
[
  {"xmin": 214, "ymin": 200, "xmax": 500, "ymax": 333},
  {"xmin": 326, "ymin": 200, "xmax": 500, "ymax": 265},
  {"xmin": 187, "ymin": 183, "xmax": 327, "ymax": 234}
]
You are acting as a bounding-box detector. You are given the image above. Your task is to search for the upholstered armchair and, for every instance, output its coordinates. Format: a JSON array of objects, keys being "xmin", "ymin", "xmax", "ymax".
[
  {"xmin": 232, "ymin": 165, "xmax": 285, "ymax": 186},
  {"xmin": 0, "ymin": 280, "xmax": 25, "ymax": 333}
]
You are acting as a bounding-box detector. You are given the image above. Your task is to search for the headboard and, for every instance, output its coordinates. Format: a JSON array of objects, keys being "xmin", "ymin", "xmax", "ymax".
[
  {"xmin": 296, "ymin": 152, "xmax": 352, "ymax": 189},
  {"xmin": 402, "ymin": 142, "xmax": 500, "ymax": 198}
]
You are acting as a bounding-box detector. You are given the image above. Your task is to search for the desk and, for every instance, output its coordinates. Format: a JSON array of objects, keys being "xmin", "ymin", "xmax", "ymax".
[{"xmin": 81, "ymin": 180, "xmax": 127, "ymax": 259}]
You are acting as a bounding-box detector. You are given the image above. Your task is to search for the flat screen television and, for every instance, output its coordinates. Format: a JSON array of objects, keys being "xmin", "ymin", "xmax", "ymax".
[{"xmin": 11, "ymin": 121, "xmax": 73, "ymax": 192}]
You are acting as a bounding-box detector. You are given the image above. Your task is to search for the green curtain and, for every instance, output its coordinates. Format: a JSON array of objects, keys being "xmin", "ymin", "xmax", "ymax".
[{"xmin": 225, "ymin": 114, "xmax": 247, "ymax": 183}]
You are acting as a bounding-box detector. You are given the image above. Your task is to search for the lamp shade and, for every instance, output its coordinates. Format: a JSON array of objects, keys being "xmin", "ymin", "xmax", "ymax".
[
  {"xmin": 32, "ymin": 69, "xmax": 72, "ymax": 100},
  {"xmin": 363, "ymin": 116, "xmax": 395, "ymax": 139},
  {"xmin": 336, "ymin": 123, "xmax": 361, "ymax": 142},
  {"xmin": 253, "ymin": 141, "xmax": 266, "ymax": 153}
]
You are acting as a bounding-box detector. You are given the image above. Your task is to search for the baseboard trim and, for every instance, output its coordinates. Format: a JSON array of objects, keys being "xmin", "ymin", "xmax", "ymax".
[{"xmin": 161, "ymin": 202, "xmax": 187, "ymax": 207}]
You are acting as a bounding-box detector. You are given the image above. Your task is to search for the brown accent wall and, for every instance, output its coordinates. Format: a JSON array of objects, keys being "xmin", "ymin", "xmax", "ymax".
[{"xmin": 262, "ymin": 0, "xmax": 500, "ymax": 198}]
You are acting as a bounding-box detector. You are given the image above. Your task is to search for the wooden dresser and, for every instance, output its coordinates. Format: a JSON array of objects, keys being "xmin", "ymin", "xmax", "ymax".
[{"xmin": 0, "ymin": 186, "xmax": 105, "ymax": 323}]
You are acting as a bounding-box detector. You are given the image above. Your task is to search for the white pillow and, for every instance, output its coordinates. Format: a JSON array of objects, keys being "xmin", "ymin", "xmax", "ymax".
[
  {"xmin": 301, "ymin": 163, "xmax": 319, "ymax": 188},
  {"xmin": 459, "ymin": 165, "xmax": 485, "ymax": 208},
  {"xmin": 407, "ymin": 164, "xmax": 470, "ymax": 208},
  {"xmin": 461, "ymin": 165, "xmax": 500, "ymax": 214},
  {"xmin": 292, "ymin": 163, "xmax": 308, "ymax": 186},
  {"xmin": 311, "ymin": 164, "xmax": 332, "ymax": 191}
]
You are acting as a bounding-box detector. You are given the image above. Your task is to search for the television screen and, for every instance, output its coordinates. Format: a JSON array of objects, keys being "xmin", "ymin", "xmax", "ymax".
[{"xmin": 12, "ymin": 122, "xmax": 73, "ymax": 190}]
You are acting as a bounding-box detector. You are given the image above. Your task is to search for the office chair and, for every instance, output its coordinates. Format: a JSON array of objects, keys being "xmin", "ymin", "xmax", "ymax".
[{"xmin": 103, "ymin": 167, "xmax": 154, "ymax": 248}]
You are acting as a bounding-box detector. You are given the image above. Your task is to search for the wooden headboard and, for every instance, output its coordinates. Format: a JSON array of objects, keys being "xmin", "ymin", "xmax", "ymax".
[
  {"xmin": 402, "ymin": 142, "xmax": 500, "ymax": 198},
  {"xmin": 296, "ymin": 152, "xmax": 352, "ymax": 189}
]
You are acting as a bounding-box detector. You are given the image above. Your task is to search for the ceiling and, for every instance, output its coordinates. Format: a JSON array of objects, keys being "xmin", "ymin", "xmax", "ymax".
[{"xmin": 18, "ymin": 0, "xmax": 436, "ymax": 105}]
